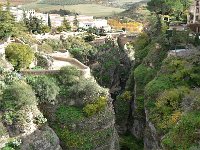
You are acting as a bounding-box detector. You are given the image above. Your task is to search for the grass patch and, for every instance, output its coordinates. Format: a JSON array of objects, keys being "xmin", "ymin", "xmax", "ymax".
[{"xmin": 56, "ymin": 106, "xmax": 84, "ymax": 124}]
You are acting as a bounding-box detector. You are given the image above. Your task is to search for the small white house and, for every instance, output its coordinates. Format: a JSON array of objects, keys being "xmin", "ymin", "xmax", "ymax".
[
  {"xmin": 93, "ymin": 19, "xmax": 108, "ymax": 28},
  {"xmin": 78, "ymin": 19, "xmax": 111, "ymax": 31},
  {"xmin": 3, "ymin": 6, "xmax": 49, "ymax": 25},
  {"xmin": 79, "ymin": 21, "xmax": 94, "ymax": 28}
]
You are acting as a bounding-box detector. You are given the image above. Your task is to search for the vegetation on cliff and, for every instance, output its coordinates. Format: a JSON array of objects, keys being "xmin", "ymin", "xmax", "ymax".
[
  {"xmin": 113, "ymin": 0, "xmax": 200, "ymax": 149},
  {"xmin": 25, "ymin": 66, "xmax": 119, "ymax": 149}
]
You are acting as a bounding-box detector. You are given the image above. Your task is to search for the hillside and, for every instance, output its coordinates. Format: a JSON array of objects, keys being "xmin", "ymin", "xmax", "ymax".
[
  {"xmin": 39, "ymin": 0, "xmax": 145, "ymax": 8},
  {"xmin": 119, "ymin": 0, "xmax": 150, "ymax": 22},
  {"xmin": 0, "ymin": 0, "xmax": 37, "ymax": 5}
]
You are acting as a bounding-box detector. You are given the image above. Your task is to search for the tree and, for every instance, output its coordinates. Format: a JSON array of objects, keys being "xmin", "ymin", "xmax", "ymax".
[
  {"xmin": 63, "ymin": 17, "xmax": 71, "ymax": 31},
  {"xmin": 5, "ymin": 43, "xmax": 34, "ymax": 70},
  {"xmin": 24, "ymin": 16, "xmax": 43, "ymax": 34},
  {"xmin": 148, "ymin": 0, "xmax": 192, "ymax": 17},
  {"xmin": 73, "ymin": 14, "xmax": 79, "ymax": 28},
  {"xmin": 147, "ymin": 0, "xmax": 166, "ymax": 34},
  {"xmin": 194, "ymin": 33, "xmax": 200, "ymax": 47},
  {"xmin": 147, "ymin": 0, "xmax": 192, "ymax": 34},
  {"xmin": 41, "ymin": 25, "xmax": 51, "ymax": 34},
  {"xmin": 84, "ymin": 34, "xmax": 95, "ymax": 42},
  {"xmin": 47, "ymin": 14, "xmax": 51, "ymax": 28},
  {"xmin": 27, "ymin": 76, "xmax": 59, "ymax": 105},
  {"xmin": 0, "ymin": 2, "xmax": 15, "ymax": 41},
  {"xmin": 2, "ymin": 81, "xmax": 37, "ymax": 111},
  {"xmin": 62, "ymin": 37, "xmax": 97, "ymax": 64},
  {"xmin": 58, "ymin": 66, "xmax": 80, "ymax": 86},
  {"xmin": 56, "ymin": 26, "xmax": 64, "ymax": 33}
]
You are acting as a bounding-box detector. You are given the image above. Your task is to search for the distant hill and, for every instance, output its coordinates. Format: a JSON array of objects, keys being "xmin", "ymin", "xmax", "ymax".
[
  {"xmin": 39, "ymin": 0, "xmax": 109, "ymax": 5},
  {"xmin": 39, "ymin": 0, "xmax": 145, "ymax": 7},
  {"xmin": 0, "ymin": 0, "xmax": 37, "ymax": 5},
  {"xmin": 40, "ymin": 0, "xmax": 86, "ymax": 5},
  {"xmin": 119, "ymin": 0, "xmax": 150, "ymax": 22}
]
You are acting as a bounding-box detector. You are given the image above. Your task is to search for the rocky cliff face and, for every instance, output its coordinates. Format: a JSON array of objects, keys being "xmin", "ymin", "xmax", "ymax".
[
  {"xmin": 0, "ymin": 78, "xmax": 62, "ymax": 150},
  {"xmin": 36, "ymin": 66, "xmax": 120, "ymax": 150},
  {"xmin": 0, "ymin": 63, "xmax": 119, "ymax": 150},
  {"xmin": 127, "ymin": 32, "xmax": 200, "ymax": 149}
]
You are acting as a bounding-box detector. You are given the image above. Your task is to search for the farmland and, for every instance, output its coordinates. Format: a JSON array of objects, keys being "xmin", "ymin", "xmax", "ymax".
[
  {"xmin": 22, "ymin": 2, "xmax": 125, "ymax": 17},
  {"xmin": 1, "ymin": 0, "xmax": 145, "ymax": 17},
  {"xmin": 39, "ymin": 0, "xmax": 142, "ymax": 5},
  {"xmin": 0, "ymin": 0, "xmax": 37, "ymax": 5}
]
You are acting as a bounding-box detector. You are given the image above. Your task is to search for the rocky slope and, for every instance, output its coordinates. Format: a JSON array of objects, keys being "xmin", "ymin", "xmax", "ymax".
[
  {"xmin": 0, "ymin": 69, "xmax": 62, "ymax": 150},
  {"xmin": 36, "ymin": 66, "xmax": 119, "ymax": 150},
  {"xmin": 122, "ymin": 32, "xmax": 200, "ymax": 150},
  {"xmin": 0, "ymin": 55, "xmax": 119, "ymax": 150}
]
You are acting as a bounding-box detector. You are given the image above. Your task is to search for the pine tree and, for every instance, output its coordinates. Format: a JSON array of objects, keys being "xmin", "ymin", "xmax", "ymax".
[
  {"xmin": 0, "ymin": 1, "xmax": 15, "ymax": 41},
  {"xmin": 63, "ymin": 17, "xmax": 71, "ymax": 31},
  {"xmin": 48, "ymin": 14, "xmax": 51, "ymax": 28},
  {"xmin": 73, "ymin": 14, "xmax": 79, "ymax": 28}
]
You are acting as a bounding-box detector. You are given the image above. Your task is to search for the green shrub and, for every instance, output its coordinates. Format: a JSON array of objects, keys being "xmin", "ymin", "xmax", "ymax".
[
  {"xmin": 134, "ymin": 96, "xmax": 145, "ymax": 117},
  {"xmin": 2, "ymin": 139, "xmax": 21, "ymax": 150},
  {"xmin": 35, "ymin": 54, "xmax": 52, "ymax": 69},
  {"xmin": 84, "ymin": 34, "xmax": 95, "ymax": 42},
  {"xmin": 53, "ymin": 124, "xmax": 113, "ymax": 150},
  {"xmin": 182, "ymin": 89, "xmax": 200, "ymax": 111},
  {"xmin": 134, "ymin": 64, "xmax": 156, "ymax": 92},
  {"xmin": 83, "ymin": 96, "xmax": 107, "ymax": 117},
  {"xmin": 1, "ymin": 146, "xmax": 14, "ymax": 150},
  {"xmin": 134, "ymin": 33, "xmax": 150, "ymax": 64},
  {"xmin": 0, "ymin": 115, "xmax": 7, "ymax": 137},
  {"xmin": 0, "ymin": 69, "xmax": 19, "ymax": 86},
  {"xmin": 38, "ymin": 43, "xmax": 53, "ymax": 53},
  {"xmin": 3, "ymin": 111, "xmax": 15, "ymax": 125},
  {"xmin": 83, "ymin": 104, "xmax": 97, "ymax": 117},
  {"xmin": 2, "ymin": 81, "xmax": 37, "ymax": 110},
  {"xmin": 57, "ymin": 66, "xmax": 80, "ymax": 86},
  {"xmin": 62, "ymin": 36, "xmax": 96, "ymax": 64},
  {"xmin": 162, "ymin": 111, "xmax": 200, "ymax": 150},
  {"xmin": 126, "ymin": 69, "xmax": 135, "ymax": 91},
  {"xmin": 27, "ymin": 76, "xmax": 59, "ymax": 104},
  {"xmin": 150, "ymin": 87, "xmax": 190, "ymax": 133},
  {"xmin": 34, "ymin": 114, "xmax": 47, "ymax": 125},
  {"xmin": 67, "ymin": 79, "xmax": 107, "ymax": 105},
  {"xmin": 5, "ymin": 43, "xmax": 34, "ymax": 70},
  {"xmin": 145, "ymin": 75, "xmax": 174, "ymax": 98},
  {"xmin": 120, "ymin": 91, "xmax": 132, "ymax": 101},
  {"xmin": 45, "ymin": 39, "xmax": 63, "ymax": 51}
]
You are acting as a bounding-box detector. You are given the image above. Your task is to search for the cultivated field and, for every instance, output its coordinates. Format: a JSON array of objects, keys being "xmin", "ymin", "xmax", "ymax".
[
  {"xmin": 0, "ymin": 0, "xmax": 37, "ymax": 5},
  {"xmin": 1, "ymin": 0, "xmax": 144, "ymax": 17},
  {"xmin": 22, "ymin": 2, "xmax": 125, "ymax": 17}
]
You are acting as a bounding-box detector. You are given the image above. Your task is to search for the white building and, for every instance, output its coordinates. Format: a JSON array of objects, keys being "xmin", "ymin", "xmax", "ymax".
[
  {"xmin": 50, "ymin": 14, "xmax": 111, "ymax": 31},
  {"xmin": 65, "ymin": 15, "xmax": 94, "ymax": 23},
  {"xmin": 94, "ymin": 19, "xmax": 108, "ymax": 28},
  {"xmin": 79, "ymin": 19, "xmax": 111, "ymax": 31},
  {"xmin": 2, "ymin": 6, "xmax": 49, "ymax": 25},
  {"xmin": 50, "ymin": 14, "xmax": 64, "ymax": 27}
]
